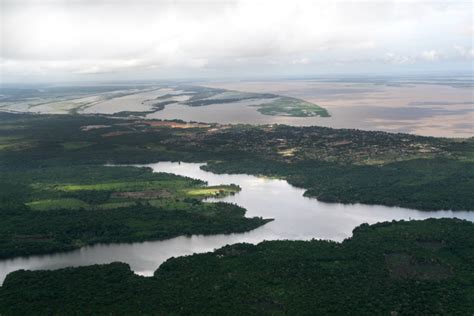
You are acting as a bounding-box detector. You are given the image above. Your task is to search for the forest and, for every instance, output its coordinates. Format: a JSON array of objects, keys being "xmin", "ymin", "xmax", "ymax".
[
  {"xmin": 1, "ymin": 218, "xmax": 473, "ymax": 314},
  {"xmin": 0, "ymin": 112, "xmax": 473, "ymax": 314},
  {"xmin": 0, "ymin": 156, "xmax": 267, "ymax": 258},
  {"xmin": 1, "ymin": 112, "xmax": 473, "ymax": 211}
]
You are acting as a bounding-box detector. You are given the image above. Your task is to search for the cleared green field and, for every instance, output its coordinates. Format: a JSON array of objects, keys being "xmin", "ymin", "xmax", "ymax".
[
  {"xmin": 26, "ymin": 198, "xmax": 89, "ymax": 211},
  {"xmin": 0, "ymin": 136, "xmax": 29, "ymax": 151},
  {"xmin": 54, "ymin": 180, "xmax": 182, "ymax": 192},
  {"xmin": 185, "ymin": 185, "xmax": 240, "ymax": 198}
]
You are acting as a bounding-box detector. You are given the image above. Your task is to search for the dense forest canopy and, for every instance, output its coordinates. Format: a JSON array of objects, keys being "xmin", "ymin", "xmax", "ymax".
[{"xmin": 1, "ymin": 218, "xmax": 473, "ymax": 314}]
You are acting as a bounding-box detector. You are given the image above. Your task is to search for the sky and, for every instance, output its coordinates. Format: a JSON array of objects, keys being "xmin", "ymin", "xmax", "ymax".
[{"xmin": 1, "ymin": 0, "xmax": 473, "ymax": 82}]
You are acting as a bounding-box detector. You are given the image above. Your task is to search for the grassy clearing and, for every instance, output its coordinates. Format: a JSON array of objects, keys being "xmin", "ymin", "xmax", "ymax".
[
  {"xmin": 0, "ymin": 136, "xmax": 26, "ymax": 151},
  {"xmin": 0, "ymin": 136, "xmax": 22, "ymax": 142},
  {"xmin": 27, "ymin": 198, "xmax": 89, "ymax": 211},
  {"xmin": 0, "ymin": 124, "xmax": 26, "ymax": 131},
  {"xmin": 54, "ymin": 180, "xmax": 189, "ymax": 192},
  {"xmin": 184, "ymin": 185, "xmax": 241, "ymax": 198},
  {"xmin": 49, "ymin": 178, "xmax": 240, "ymax": 200}
]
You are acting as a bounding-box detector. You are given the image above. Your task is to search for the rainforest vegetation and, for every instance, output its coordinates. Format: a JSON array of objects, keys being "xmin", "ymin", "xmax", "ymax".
[
  {"xmin": 0, "ymin": 126, "xmax": 268, "ymax": 258},
  {"xmin": 0, "ymin": 112, "xmax": 473, "ymax": 314},
  {"xmin": 1, "ymin": 112, "xmax": 472, "ymax": 211},
  {"xmin": 1, "ymin": 218, "xmax": 473, "ymax": 314}
]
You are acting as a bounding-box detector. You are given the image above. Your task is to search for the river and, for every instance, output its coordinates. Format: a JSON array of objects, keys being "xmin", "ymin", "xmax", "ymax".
[{"xmin": 1, "ymin": 161, "xmax": 473, "ymax": 284}]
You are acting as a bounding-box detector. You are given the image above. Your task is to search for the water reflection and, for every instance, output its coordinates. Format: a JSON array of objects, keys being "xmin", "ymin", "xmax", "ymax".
[{"xmin": 1, "ymin": 162, "xmax": 473, "ymax": 284}]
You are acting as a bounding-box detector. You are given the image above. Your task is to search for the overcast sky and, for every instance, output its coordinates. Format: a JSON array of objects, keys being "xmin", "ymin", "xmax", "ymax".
[{"xmin": 1, "ymin": 0, "xmax": 473, "ymax": 82}]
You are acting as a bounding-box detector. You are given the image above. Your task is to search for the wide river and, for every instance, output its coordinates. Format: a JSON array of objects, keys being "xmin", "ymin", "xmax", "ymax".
[{"xmin": 1, "ymin": 161, "xmax": 473, "ymax": 284}]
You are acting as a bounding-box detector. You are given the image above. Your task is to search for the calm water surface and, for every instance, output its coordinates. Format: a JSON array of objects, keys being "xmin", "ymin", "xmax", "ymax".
[{"xmin": 1, "ymin": 162, "xmax": 473, "ymax": 284}]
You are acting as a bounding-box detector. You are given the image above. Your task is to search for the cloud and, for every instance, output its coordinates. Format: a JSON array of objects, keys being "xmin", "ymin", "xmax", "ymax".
[
  {"xmin": 382, "ymin": 49, "xmax": 449, "ymax": 64},
  {"xmin": 290, "ymin": 58, "xmax": 311, "ymax": 65},
  {"xmin": 420, "ymin": 50, "xmax": 441, "ymax": 61},
  {"xmin": 454, "ymin": 45, "xmax": 474, "ymax": 59},
  {"xmin": 383, "ymin": 53, "xmax": 414, "ymax": 65},
  {"xmin": 1, "ymin": 0, "xmax": 473, "ymax": 81}
]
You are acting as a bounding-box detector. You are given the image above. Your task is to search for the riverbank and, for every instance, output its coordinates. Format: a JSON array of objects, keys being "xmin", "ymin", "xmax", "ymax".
[
  {"xmin": 3, "ymin": 161, "xmax": 472, "ymax": 284},
  {"xmin": 1, "ymin": 113, "xmax": 473, "ymax": 211},
  {"xmin": 2, "ymin": 218, "xmax": 473, "ymax": 314},
  {"xmin": 0, "ymin": 163, "xmax": 269, "ymax": 260}
]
